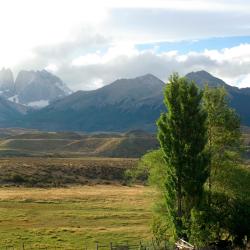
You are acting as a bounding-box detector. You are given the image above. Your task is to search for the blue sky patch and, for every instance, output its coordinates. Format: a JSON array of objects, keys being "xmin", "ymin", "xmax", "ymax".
[{"xmin": 136, "ymin": 36, "xmax": 250, "ymax": 53}]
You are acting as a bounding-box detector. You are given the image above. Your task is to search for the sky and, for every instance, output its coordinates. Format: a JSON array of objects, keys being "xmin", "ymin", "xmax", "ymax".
[{"xmin": 1, "ymin": 0, "xmax": 250, "ymax": 90}]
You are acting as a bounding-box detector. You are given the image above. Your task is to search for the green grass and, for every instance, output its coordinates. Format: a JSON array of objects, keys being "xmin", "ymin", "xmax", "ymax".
[{"xmin": 0, "ymin": 185, "xmax": 154, "ymax": 249}]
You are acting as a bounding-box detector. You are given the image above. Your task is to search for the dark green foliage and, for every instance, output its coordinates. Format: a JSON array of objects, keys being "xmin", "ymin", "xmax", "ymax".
[
  {"xmin": 128, "ymin": 75, "xmax": 249, "ymax": 248},
  {"xmin": 188, "ymin": 208, "xmax": 217, "ymax": 247},
  {"xmin": 203, "ymin": 86, "xmax": 242, "ymax": 216},
  {"xmin": 125, "ymin": 150, "xmax": 161, "ymax": 184},
  {"xmin": 139, "ymin": 150, "xmax": 177, "ymax": 243},
  {"xmin": 156, "ymin": 73, "xmax": 209, "ymax": 238},
  {"xmin": 203, "ymin": 86, "xmax": 241, "ymax": 172},
  {"xmin": 201, "ymin": 86, "xmax": 249, "ymax": 246},
  {"xmin": 11, "ymin": 174, "xmax": 26, "ymax": 183},
  {"xmin": 207, "ymin": 163, "xmax": 250, "ymax": 246},
  {"xmin": 132, "ymin": 148, "xmax": 250, "ymax": 247}
]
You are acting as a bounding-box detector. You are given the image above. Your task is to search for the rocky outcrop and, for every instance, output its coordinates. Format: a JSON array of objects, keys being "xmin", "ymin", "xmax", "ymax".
[
  {"xmin": 0, "ymin": 69, "xmax": 71, "ymax": 108},
  {"xmin": 0, "ymin": 68, "xmax": 15, "ymax": 98},
  {"xmin": 14, "ymin": 70, "xmax": 72, "ymax": 107}
]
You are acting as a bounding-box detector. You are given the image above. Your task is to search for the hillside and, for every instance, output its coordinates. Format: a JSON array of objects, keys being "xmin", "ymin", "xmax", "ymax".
[
  {"xmin": 21, "ymin": 74, "xmax": 165, "ymax": 131},
  {"xmin": 185, "ymin": 70, "xmax": 227, "ymax": 88},
  {"xmin": 0, "ymin": 130, "xmax": 158, "ymax": 158},
  {"xmin": 0, "ymin": 97, "xmax": 29, "ymax": 126},
  {"xmin": 186, "ymin": 70, "xmax": 250, "ymax": 125}
]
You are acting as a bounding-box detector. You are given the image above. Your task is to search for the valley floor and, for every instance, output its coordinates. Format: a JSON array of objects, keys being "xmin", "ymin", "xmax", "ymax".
[{"xmin": 0, "ymin": 185, "xmax": 154, "ymax": 249}]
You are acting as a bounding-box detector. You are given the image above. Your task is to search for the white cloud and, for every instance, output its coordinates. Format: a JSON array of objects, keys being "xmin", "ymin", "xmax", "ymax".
[
  {"xmin": 0, "ymin": 0, "xmax": 250, "ymax": 90},
  {"xmin": 45, "ymin": 64, "xmax": 58, "ymax": 73},
  {"xmin": 231, "ymin": 74, "xmax": 250, "ymax": 88},
  {"xmin": 0, "ymin": 0, "xmax": 109, "ymax": 68},
  {"xmin": 72, "ymin": 53, "xmax": 103, "ymax": 66},
  {"xmin": 1, "ymin": 0, "xmax": 250, "ymax": 68},
  {"xmin": 72, "ymin": 44, "xmax": 138, "ymax": 66},
  {"xmin": 55, "ymin": 43, "xmax": 250, "ymax": 90},
  {"xmin": 204, "ymin": 44, "xmax": 250, "ymax": 63}
]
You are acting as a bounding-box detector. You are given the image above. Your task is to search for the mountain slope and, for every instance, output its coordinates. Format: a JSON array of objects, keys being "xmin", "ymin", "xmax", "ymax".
[
  {"xmin": 23, "ymin": 74, "xmax": 165, "ymax": 131},
  {"xmin": 0, "ymin": 96, "xmax": 28, "ymax": 126},
  {"xmin": 185, "ymin": 70, "xmax": 226, "ymax": 88},
  {"xmin": 0, "ymin": 130, "xmax": 158, "ymax": 157},
  {"xmin": 186, "ymin": 70, "xmax": 250, "ymax": 125}
]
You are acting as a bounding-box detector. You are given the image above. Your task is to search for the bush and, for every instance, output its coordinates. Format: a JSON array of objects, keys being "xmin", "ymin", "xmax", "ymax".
[{"xmin": 11, "ymin": 174, "xmax": 25, "ymax": 183}]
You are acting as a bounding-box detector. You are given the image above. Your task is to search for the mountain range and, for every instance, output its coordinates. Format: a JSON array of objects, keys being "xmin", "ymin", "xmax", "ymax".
[
  {"xmin": 0, "ymin": 68, "xmax": 71, "ymax": 108},
  {"xmin": 22, "ymin": 74, "xmax": 165, "ymax": 131},
  {"xmin": 0, "ymin": 70, "xmax": 250, "ymax": 132}
]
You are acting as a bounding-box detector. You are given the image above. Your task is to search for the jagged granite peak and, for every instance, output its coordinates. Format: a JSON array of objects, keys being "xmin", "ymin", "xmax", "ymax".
[
  {"xmin": 0, "ymin": 68, "xmax": 15, "ymax": 97},
  {"xmin": 185, "ymin": 70, "xmax": 227, "ymax": 88},
  {"xmin": 14, "ymin": 70, "xmax": 36, "ymax": 93},
  {"xmin": 14, "ymin": 69, "xmax": 72, "ymax": 107}
]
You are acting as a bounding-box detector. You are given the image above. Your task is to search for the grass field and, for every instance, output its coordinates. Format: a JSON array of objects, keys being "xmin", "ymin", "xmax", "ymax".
[{"xmin": 0, "ymin": 185, "xmax": 154, "ymax": 249}]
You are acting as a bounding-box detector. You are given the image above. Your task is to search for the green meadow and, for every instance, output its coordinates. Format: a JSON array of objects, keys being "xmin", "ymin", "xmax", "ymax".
[{"xmin": 0, "ymin": 185, "xmax": 154, "ymax": 249}]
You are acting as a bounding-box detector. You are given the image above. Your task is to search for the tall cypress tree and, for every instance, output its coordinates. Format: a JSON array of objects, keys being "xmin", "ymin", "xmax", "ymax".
[{"xmin": 157, "ymin": 73, "xmax": 209, "ymax": 237}]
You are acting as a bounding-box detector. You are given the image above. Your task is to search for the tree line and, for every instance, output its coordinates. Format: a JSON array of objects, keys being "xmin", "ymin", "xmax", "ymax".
[{"xmin": 128, "ymin": 73, "xmax": 250, "ymax": 249}]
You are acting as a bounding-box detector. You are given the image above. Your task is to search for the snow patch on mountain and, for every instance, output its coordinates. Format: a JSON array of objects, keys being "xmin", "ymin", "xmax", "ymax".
[
  {"xmin": 27, "ymin": 100, "xmax": 49, "ymax": 108},
  {"xmin": 8, "ymin": 95, "xmax": 19, "ymax": 103}
]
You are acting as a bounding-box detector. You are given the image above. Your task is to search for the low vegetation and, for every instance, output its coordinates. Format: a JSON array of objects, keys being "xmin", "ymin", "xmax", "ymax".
[
  {"xmin": 0, "ymin": 157, "xmax": 137, "ymax": 187},
  {"xmin": 0, "ymin": 185, "xmax": 154, "ymax": 248}
]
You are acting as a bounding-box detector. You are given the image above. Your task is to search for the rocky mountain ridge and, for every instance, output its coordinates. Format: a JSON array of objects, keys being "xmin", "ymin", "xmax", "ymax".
[
  {"xmin": 1, "ymin": 70, "xmax": 250, "ymax": 131},
  {"xmin": 0, "ymin": 68, "xmax": 71, "ymax": 108}
]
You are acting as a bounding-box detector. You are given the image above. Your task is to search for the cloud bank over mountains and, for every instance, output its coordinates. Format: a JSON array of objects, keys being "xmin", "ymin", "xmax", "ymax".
[
  {"xmin": 1, "ymin": 0, "xmax": 250, "ymax": 89},
  {"xmin": 25, "ymin": 42, "xmax": 250, "ymax": 90},
  {"xmin": 57, "ymin": 43, "xmax": 250, "ymax": 90}
]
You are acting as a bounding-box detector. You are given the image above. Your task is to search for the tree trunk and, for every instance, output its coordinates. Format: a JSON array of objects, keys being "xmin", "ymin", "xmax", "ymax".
[{"xmin": 177, "ymin": 178, "xmax": 182, "ymax": 218}]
